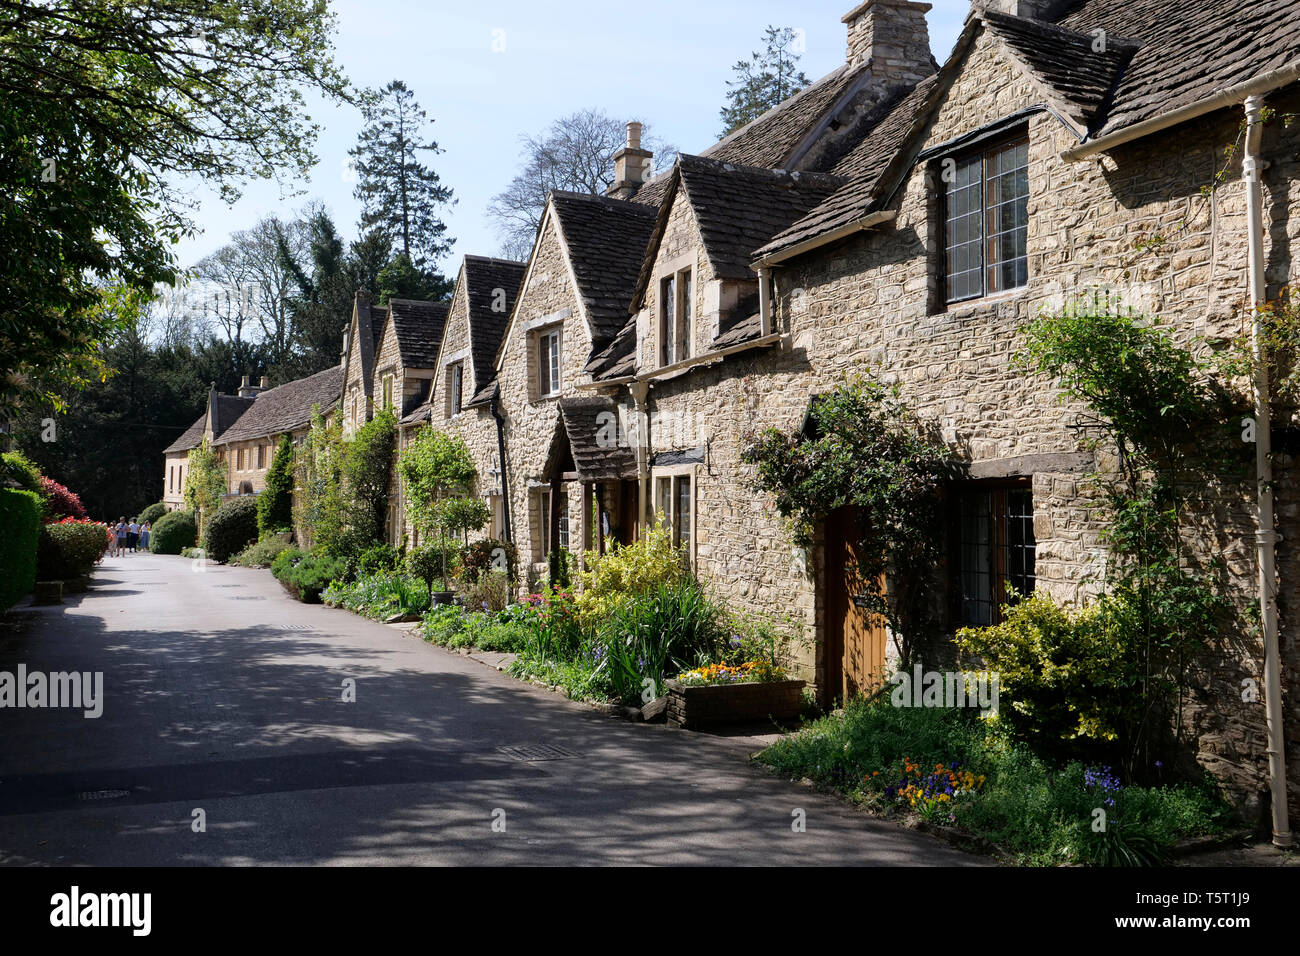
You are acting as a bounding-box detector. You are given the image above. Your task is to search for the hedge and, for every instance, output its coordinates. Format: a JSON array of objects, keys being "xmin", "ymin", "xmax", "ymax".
[
  {"xmin": 203, "ymin": 496, "xmax": 260, "ymax": 563},
  {"xmin": 37, "ymin": 519, "xmax": 109, "ymax": 579},
  {"xmin": 137, "ymin": 501, "xmax": 167, "ymax": 525},
  {"xmin": 150, "ymin": 509, "xmax": 197, "ymax": 555},
  {"xmin": 0, "ymin": 488, "xmax": 42, "ymax": 610},
  {"xmin": 272, "ymin": 547, "xmax": 347, "ymax": 603}
]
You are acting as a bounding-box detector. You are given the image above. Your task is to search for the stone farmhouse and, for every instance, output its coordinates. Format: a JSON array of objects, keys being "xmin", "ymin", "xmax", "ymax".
[{"xmin": 164, "ymin": 0, "xmax": 1300, "ymax": 832}]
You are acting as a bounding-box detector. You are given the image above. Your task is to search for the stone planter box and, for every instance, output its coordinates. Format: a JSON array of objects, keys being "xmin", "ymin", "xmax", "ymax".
[{"xmin": 665, "ymin": 678, "xmax": 805, "ymax": 729}]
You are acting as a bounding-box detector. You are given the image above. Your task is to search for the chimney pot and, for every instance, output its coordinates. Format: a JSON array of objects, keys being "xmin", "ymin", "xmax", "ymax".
[
  {"xmin": 240, "ymin": 375, "xmax": 250, "ymax": 387},
  {"xmin": 607, "ymin": 120, "xmax": 654, "ymax": 200},
  {"xmin": 260, "ymin": 376, "xmax": 268, "ymax": 389}
]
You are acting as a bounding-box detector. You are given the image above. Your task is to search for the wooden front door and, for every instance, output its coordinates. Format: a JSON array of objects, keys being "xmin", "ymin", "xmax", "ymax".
[{"xmin": 824, "ymin": 507, "xmax": 888, "ymax": 706}]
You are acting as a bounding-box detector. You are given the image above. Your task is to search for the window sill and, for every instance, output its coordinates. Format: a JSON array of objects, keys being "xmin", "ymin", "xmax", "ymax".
[{"xmin": 933, "ymin": 285, "xmax": 1030, "ymax": 318}]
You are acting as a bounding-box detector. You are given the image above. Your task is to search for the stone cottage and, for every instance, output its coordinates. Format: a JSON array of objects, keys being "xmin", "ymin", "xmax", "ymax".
[
  {"xmin": 574, "ymin": 0, "xmax": 1300, "ymax": 835},
  {"xmin": 401, "ymin": 255, "xmax": 527, "ymax": 547},
  {"xmin": 162, "ymin": 366, "xmax": 344, "ymax": 506}
]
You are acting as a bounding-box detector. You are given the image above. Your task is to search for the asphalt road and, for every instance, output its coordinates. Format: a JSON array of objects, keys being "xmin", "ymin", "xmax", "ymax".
[{"xmin": 0, "ymin": 554, "xmax": 983, "ymax": 866}]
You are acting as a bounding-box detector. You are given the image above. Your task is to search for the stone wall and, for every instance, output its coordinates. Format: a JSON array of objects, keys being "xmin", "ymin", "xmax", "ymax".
[
  {"xmin": 496, "ymin": 211, "xmax": 594, "ymax": 585},
  {"xmin": 613, "ymin": 27, "xmax": 1299, "ymax": 820}
]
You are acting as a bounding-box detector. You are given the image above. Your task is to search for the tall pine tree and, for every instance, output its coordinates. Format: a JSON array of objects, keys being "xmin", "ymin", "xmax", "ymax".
[
  {"xmin": 719, "ymin": 26, "xmax": 810, "ymax": 138},
  {"xmin": 348, "ymin": 80, "xmax": 454, "ymax": 298}
]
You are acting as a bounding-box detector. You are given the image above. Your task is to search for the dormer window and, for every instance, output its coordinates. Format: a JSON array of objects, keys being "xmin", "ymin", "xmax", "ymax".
[
  {"xmin": 659, "ymin": 268, "xmax": 692, "ymax": 367},
  {"xmin": 942, "ymin": 135, "xmax": 1029, "ymax": 304},
  {"xmin": 382, "ymin": 376, "xmax": 393, "ymax": 410}
]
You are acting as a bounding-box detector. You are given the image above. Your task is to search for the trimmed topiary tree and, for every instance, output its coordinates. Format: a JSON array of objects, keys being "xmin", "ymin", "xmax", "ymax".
[
  {"xmin": 150, "ymin": 509, "xmax": 197, "ymax": 555},
  {"xmin": 257, "ymin": 434, "xmax": 294, "ymax": 538},
  {"xmin": 203, "ymin": 496, "xmax": 260, "ymax": 563},
  {"xmin": 137, "ymin": 501, "xmax": 167, "ymax": 525}
]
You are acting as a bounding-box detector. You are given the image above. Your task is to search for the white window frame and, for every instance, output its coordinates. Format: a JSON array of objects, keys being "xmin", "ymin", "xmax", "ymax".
[{"xmin": 537, "ymin": 327, "xmax": 562, "ymax": 398}]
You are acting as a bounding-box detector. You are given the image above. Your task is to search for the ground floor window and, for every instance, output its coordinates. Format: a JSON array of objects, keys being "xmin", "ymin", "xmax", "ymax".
[
  {"xmin": 652, "ymin": 469, "xmax": 694, "ymax": 557},
  {"xmin": 954, "ymin": 481, "xmax": 1035, "ymax": 626}
]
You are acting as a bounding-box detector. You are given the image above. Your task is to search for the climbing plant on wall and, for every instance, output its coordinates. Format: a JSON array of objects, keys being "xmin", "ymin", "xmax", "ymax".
[{"xmin": 742, "ymin": 377, "xmax": 954, "ymax": 670}]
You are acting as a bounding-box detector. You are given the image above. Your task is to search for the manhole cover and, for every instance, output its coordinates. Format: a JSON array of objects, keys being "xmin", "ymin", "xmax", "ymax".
[
  {"xmin": 230, "ymin": 596, "xmax": 264, "ymax": 601},
  {"xmin": 214, "ymin": 584, "xmax": 241, "ymax": 589},
  {"xmin": 497, "ymin": 743, "xmax": 581, "ymax": 761},
  {"xmin": 77, "ymin": 789, "xmax": 130, "ymax": 801},
  {"xmin": 276, "ymin": 624, "xmax": 314, "ymax": 630}
]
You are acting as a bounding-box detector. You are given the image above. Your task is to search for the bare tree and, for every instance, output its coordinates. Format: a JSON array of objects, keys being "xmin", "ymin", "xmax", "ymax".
[
  {"xmin": 487, "ymin": 109, "xmax": 676, "ymax": 260},
  {"xmin": 186, "ymin": 207, "xmax": 316, "ymax": 365}
]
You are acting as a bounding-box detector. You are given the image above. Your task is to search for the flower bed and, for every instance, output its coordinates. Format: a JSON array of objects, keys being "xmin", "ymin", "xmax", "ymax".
[{"xmin": 666, "ymin": 674, "xmax": 805, "ymax": 729}]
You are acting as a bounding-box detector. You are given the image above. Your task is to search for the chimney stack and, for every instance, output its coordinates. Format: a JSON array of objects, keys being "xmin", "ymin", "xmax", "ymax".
[
  {"xmin": 843, "ymin": 0, "xmax": 934, "ymax": 85},
  {"xmin": 973, "ymin": 0, "xmax": 1059, "ymax": 18},
  {"xmin": 607, "ymin": 122, "xmax": 654, "ymax": 200},
  {"xmin": 237, "ymin": 374, "xmax": 267, "ymax": 399}
]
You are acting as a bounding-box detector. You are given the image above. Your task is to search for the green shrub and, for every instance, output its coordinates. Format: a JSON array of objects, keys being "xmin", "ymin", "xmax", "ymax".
[
  {"xmin": 257, "ymin": 435, "xmax": 295, "ymax": 537},
  {"xmin": 150, "ymin": 509, "xmax": 197, "ymax": 554},
  {"xmin": 230, "ymin": 536, "xmax": 291, "ymax": 568},
  {"xmin": 323, "ymin": 571, "xmax": 431, "ymax": 619},
  {"xmin": 357, "ymin": 543, "xmax": 399, "ymax": 577},
  {"xmin": 405, "ymin": 539, "xmax": 460, "ymax": 594},
  {"xmin": 0, "ymin": 488, "xmax": 42, "ymax": 610},
  {"xmin": 202, "ymin": 496, "xmax": 260, "ymax": 564},
  {"xmin": 574, "ymin": 524, "xmax": 687, "ymax": 626},
  {"xmin": 956, "ymin": 591, "xmax": 1134, "ymax": 759},
  {"xmin": 137, "ymin": 501, "xmax": 167, "ymax": 525},
  {"xmin": 37, "ymin": 519, "xmax": 109, "ymax": 579},
  {"xmin": 1, "ymin": 451, "xmax": 45, "ymax": 501},
  {"xmin": 272, "ymin": 547, "xmax": 347, "ymax": 603}
]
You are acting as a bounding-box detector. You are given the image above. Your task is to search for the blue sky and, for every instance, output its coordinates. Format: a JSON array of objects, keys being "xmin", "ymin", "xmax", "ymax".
[{"xmin": 175, "ymin": 0, "xmax": 969, "ymax": 272}]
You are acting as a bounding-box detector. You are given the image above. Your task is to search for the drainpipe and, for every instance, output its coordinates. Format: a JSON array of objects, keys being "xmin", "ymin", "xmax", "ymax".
[
  {"xmin": 758, "ymin": 267, "xmax": 773, "ymax": 337},
  {"xmin": 490, "ymin": 395, "xmax": 513, "ymax": 544},
  {"xmin": 1244, "ymin": 94, "xmax": 1292, "ymax": 848},
  {"xmin": 628, "ymin": 380, "xmax": 650, "ymax": 533}
]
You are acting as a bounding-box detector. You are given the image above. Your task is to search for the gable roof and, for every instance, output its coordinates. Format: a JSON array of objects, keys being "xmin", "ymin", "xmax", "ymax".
[
  {"xmin": 558, "ymin": 396, "xmax": 637, "ymax": 481},
  {"xmin": 386, "ymin": 298, "xmax": 451, "ymax": 370},
  {"xmin": 1056, "ymin": 0, "xmax": 1300, "ymax": 138},
  {"xmin": 758, "ymin": 0, "xmax": 1300, "ymax": 265},
  {"xmin": 215, "ymin": 365, "xmax": 345, "ymax": 445},
  {"xmin": 163, "ymin": 414, "xmax": 207, "ymax": 454},
  {"xmin": 754, "ymin": 75, "xmax": 942, "ymax": 262},
  {"xmin": 702, "ymin": 60, "xmax": 879, "ymax": 169},
  {"xmin": 346, "ymin": 293, "xmax": 383, "ymax": 396},
  {"xmin": 549, "ymin": 191, "xmax": 658, "ymax": 351},
  {"xmin": 981, "ymin": 10, "xmax": 1138, "ymax": 131},
  {"xmin": 463, "ymin": 255, "xmax": 527, "ymax": 396},
  {"xmin": 631, "ymin": 155, "xmax": 845, "ymax": 306}
]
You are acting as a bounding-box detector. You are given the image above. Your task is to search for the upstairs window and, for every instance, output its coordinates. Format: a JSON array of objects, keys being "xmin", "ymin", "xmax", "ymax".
[
  {"xmin": 448, "ymin": 362, "xmax": 464, "ymax": 417},
  {"xmin": 382, "ymin": 376, "xmax": 393, "ymax": 410},
  {"xmin": 659, "ymin": 268, "xmax": 693, "ymax": 367},
  {"xmin": 954, "ymin": 482, "xmax": 1036, "ymax": 626},
  {"xmin": 537, "ymin": 328, "xmax": 561, "ymax": 398},
  {"xmin": 943, "ymin": 137, "xmax": 1029, "ymax": 303}
]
